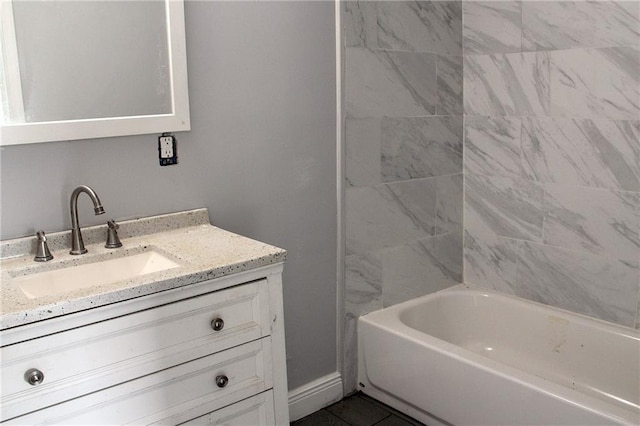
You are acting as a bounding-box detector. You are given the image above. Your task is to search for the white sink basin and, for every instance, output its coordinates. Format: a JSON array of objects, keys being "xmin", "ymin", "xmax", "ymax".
[{"xmin": 13, "ymin": 251, "xmax": 181, "ymax": 299}]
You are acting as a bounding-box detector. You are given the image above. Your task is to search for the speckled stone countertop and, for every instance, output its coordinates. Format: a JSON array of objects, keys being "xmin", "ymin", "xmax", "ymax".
[{"xmin": 0, "ymin": 209, "xmax": 286, "ymax": 330}]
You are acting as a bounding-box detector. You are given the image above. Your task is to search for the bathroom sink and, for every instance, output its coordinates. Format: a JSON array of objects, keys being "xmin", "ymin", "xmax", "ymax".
[{"xmin": 13, "ymin": 251, "xmax": 181, "ymax": 299}]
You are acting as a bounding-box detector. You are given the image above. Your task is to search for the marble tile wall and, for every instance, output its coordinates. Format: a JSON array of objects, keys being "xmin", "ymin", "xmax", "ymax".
[
  {"xmin": 463, "ymin": 1, "xmax": 640, "ymax": 329},
  {"xmin": 343, "ymin": 1, "xmax": 464, "ymax": 393},
  {"xmin": 342, "ymin": 0, "xmax": 639, "ymax": 397}
]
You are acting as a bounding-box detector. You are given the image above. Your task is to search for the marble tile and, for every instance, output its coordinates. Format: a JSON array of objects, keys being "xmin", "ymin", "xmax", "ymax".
[
  {"xmin": 463, "ymin": 228, "xmax": 520, "ymax": 294},
  {"xmin": 380, "ymin": 117, "xmax": 462, "ymax": 182},
  {"xmin": 522, "ymin": 118, "xmax": 640, "ymax": 191},
  {"xmin": 550, "ymin": 47, "xmax": 640, "ymax": 120},
  {"xmin": 463, "ymin": 1, "xmax": 522, "ymax": 55},
  {"xmin": 543, "ymin": 184, "xmax": 640, "ymax": 261},
  {"xmin": 345, "ymin": 48, "xmax": 437, "ymax": 118},
  {"xmin": 343, "ymin": 312, "xmax": 359, "ymax": 394},
  {"xmin": 636, "ymin": 279, "xmax": 640, "ymax": 330},
  {"xmin": 523, "ymin": 1, "xmax": 640, "ymax": 51},
  {"xmin": 516, "ymin": 242, "xmax": 640, "ymax": 327},
  {"xmin": 345, "ymin": 178, "xmax": 437, "ymax": 255},
  {"xmin": 464, "ymin": 52, "xmax": 550, "ymax": 116},
  {"xmin": 465, "ymin": 173, "xmax": 544, "ymax": 242},
  {"xmin": 464, "ymin": 116, "xmax": 523, "ymax": 179},
  {"xmin": 345, "ymin": 251, "xmax": 383, "ymax": 317},
  {"xmin": 344, "ymin": 249, "xmax": 384, "ymax": 395},
  {"xmin": 436, "ymin": 173, "xmax": 463, "ymax": 234},
  {"xmin": 344, "ymin": 1, "xmax": 378, "ymax": 48},
  {"xmin": 382, "ymin": 232, "xmax": 462, "ymax": 307},
  {"xmin": 377, "ymin": 1, "xmax": 462, "ymax": 55},
  {"xmin": 592, "ymin": 1, "xmax": 640, "ymax": 49},
  {"xmin": 345, "ymin": 118, "xmax": 381, "ymax": 187},
  {"xmin": 437, "ymin": 55, "xmax": 464, "ymax": 116},
  {"xmin": 522, "ymin": 1, "xmax": 596, "ymax": 51}
]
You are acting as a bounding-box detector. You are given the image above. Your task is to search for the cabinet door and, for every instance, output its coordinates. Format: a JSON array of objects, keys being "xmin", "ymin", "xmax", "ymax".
[
  {"xmin": 7, "ymin": 339, "xmax": 272, "ymax": 425},
  {"xmin": 180, "ymin": 391, "xmax": 275, "ymax": 425},
  {"xmin": 1, "ymin": 279, "xmax": 271, "ymax": 421}
]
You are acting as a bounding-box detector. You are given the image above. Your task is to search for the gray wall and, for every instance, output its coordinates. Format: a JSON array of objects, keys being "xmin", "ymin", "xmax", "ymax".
[
  {"xmin": 0, "ymin": 1, "xmax": 337, "ymax": 391},
  {"xmin": 462, "ymin": 0, "xmax": 640, "ymax": 329},
  {"xmin": 342, "ymin": 1, "xmax": 464, "ymax": 393}
]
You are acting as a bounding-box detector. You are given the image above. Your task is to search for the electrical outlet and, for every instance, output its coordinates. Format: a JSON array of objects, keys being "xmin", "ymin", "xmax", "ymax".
[
  {"xmin": 158, "ymin": 133, "xmax": 178, "ymax": 166},
  {"xmin": 159, "ymin": 137, "xmax": 173, "ymax": 158}
]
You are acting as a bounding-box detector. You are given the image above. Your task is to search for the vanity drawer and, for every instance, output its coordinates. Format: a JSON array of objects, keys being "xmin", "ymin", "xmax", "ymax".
[
  {"xmin": 8, "ymin": 339, "xmax": 272, "ymax": 425},
  {"xmin": 180, "ymin": 391, "xmax": 275, "ymax": 425},
  {"xmin": 0, "ymin": 279, "xmax": 271, "ymax": 421}
]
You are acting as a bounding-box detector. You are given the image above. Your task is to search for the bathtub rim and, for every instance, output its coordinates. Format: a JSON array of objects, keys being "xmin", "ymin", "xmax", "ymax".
[
  {"xmin": 358, "ymin": 284, "xmax": 640, "ymax": 425},
  {"xmin": 365, "ymin": 284, "xmax": 640, "ymax": 338}
]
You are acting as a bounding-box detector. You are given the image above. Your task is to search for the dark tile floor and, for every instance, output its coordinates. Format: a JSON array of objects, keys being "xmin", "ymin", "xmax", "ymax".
[{"xmin": 291, "ymin": 393, "xmax": 424, "ymax": 426}]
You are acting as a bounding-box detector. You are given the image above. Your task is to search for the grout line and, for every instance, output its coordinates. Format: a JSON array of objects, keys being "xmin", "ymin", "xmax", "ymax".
[{"xmin": 324, "ymin": 409, "xmax": 354, "ymax": 426}]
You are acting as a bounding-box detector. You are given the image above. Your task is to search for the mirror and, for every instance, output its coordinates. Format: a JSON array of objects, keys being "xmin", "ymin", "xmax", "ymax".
[{"xmin": 0, "ymin": 0, "xmax": 190, "ymax": 146}]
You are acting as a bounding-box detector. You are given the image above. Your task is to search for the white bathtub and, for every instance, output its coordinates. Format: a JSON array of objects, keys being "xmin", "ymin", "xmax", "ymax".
[{"xmin": 358, "ymin": 284, "xmax": 640, "ymax": 425}]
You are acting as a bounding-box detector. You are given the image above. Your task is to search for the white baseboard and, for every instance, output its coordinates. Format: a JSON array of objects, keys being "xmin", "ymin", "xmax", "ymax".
[{"xmin": 288, "ymin": 372, "xmax": 344, "ymax": 421}]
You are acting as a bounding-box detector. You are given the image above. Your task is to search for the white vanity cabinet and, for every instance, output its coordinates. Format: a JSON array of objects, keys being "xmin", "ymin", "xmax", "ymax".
[{"xmin": 0, "ymin": 264, "xmax": 289, "ymax": 425}]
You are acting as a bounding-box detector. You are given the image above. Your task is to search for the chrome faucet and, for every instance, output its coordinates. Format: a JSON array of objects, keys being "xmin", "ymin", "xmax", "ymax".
[
  {"xmin": 34, "ymin": 230, "xmax": 54, "ymax": 262},
  {"xmin": 69, "ymin": 185, "xmax": 105, "ymax": 255}
]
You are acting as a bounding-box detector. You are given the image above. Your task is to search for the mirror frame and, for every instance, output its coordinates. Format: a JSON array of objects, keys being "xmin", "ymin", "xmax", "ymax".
[{"xmin": 0, "ymin": 0, "xmax": 190, "ymax": 146}]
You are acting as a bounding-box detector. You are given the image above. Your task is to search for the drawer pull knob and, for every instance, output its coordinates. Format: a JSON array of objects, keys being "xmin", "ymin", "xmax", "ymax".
[
  {"xmin": 24, "ymin": 369, "xmax": 44, "ymax": 386},
  {"xmin": 211, "ymin": 317, "xmax": 225, "ymax": 331},
  {"xmin": 216, "ymin": 375, "xmax": 229, "ymax": 388}
]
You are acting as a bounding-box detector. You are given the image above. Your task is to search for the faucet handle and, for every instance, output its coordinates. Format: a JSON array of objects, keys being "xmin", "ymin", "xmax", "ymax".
[
  {"xmin": 105, "ymin": 220, "xmax": 123, "ymax": 248},
  {"xmin": 34, "ymin": 231, "xmax": 54, "ymax": 262}
]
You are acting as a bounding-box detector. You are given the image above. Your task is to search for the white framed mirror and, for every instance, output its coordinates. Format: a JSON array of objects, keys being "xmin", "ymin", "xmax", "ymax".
[{"xmin": 0, "ymin": 0, "xmax": 190, "ymax": 146}]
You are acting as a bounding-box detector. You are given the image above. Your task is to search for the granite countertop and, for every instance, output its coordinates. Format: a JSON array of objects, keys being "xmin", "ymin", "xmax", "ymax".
[{"xmin": 0, "ymin": 209, "xmax": 286, "ymax": 330}]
